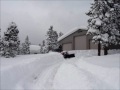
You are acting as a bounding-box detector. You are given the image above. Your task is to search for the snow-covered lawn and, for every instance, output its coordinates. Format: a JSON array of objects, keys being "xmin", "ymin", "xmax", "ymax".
[{"xmin": 0, "ymin": 50, "xmax": 120, "ymax": 90}]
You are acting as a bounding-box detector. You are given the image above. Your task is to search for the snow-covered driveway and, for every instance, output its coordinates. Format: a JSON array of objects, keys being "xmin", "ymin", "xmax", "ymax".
[
  {"xmin": 1, "ymin": 50, "xmax": 120, "ymax": 90},
  {"xmin": 54, "ymin": 56, "xmax": 119, "ymax": 90},
  {"xmin": 1, "ymin": 52, "xmax": 64, "ymax": 89}
]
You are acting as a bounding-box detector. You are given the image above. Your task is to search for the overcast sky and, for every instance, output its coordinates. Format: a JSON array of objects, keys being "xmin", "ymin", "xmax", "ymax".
[{"xmin": 1, "ymin": 0, "xmax": 93, "ymax": 45}]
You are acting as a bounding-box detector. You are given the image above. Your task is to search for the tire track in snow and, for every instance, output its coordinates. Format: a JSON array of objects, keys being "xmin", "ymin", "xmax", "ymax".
[
  {"xmin": 44, "ymin": 62, "xmax": 63, "ymax": 89},
  {"xmin": 30, "ymin": 62, "xmax": 64, "ymax": 89},
  {"xmin": 14, "ymin": 53, "xmax": 64, "ymax": 90},
  {"xmin": 66, "ymin": 59, "xmax": 114, "ymax": 89}
]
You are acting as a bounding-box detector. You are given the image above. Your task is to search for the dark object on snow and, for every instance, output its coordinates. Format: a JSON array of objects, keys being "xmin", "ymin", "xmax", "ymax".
[
  {"xmin": 54, "ymin": 45, "xmax": 63, "ymax": 52},
  {"xmin": 34, "ymin": 53, "xmax": 38, "ymax": 54},
  {"xmin": 61, "ymin": 51, "xmax": 75, "ymax": 59},
  {"xmin": 98, "ymin": 39, "xmax": 101, "ymax": 56}
]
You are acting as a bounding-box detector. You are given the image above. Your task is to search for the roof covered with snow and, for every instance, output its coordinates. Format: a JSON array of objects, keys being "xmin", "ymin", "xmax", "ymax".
[{"xmin": 58, "ymin": 26, "xmax": 88, "ymax": 42}]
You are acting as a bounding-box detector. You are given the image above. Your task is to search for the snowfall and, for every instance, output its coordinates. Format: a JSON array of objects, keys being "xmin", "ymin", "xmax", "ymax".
[{"xmin": 0, "ymin": 50, "xmax": 120, "ymax": 90}]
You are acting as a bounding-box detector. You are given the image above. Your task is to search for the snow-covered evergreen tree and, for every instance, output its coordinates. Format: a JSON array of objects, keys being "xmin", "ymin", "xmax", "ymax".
[
  {"xmin": 0, "ymin": 29, "xmax": 4, "ymax": 56},
  {"xmin": 18, "ymin": 44, "xmax": 23, "ymax": 55},
  {"xmin": 59, "ymin": 32, "xmax": 63, "ymax": 37},
  {"xmin": 0, "ymin": 29, "xmax": 1, "ymax": 50},
  {"xmin": 86, "ymin": 0, "xmax": 120, "ymax": 55},
  {"xmin": 2, "ymin": 22, "xmax": 20, "ymax": 58},
  {"xmin": 46, "ymin": 26, "xmax": 59, "ymax": 51},
  {"xmin": 40, "ymin": 40, "xmax": 49, "ymax": 54},
  {"xmin": 0, "ymin": 28, "xmax": 2, "ymax": 55},
  {"xmin": 21, "ymin": 36, "xmax": 31, "ymax": 54},
  {"xmin": 0, "ymin": 28, "xmax": 1, "ymax": 42},
  {"xmin": 17, "ymin": 44, "xmax": 21, "ymax": 55},
  {"xmin": 40, "ymin": 40, "xmax": 46, "ymax": 53}
]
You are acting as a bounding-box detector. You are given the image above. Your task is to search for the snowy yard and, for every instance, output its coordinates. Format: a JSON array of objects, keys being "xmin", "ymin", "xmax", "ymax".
[{"xmin": 0, "ymin": 50, "xmax": 120, "ymax": 90}]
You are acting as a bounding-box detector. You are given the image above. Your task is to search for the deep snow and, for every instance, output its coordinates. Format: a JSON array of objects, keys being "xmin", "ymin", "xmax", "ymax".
[
  {"xmin": 1, "ymin": 52, "xmax": 64, "ymax": 89},
  {"xmin": 0, "ymin": 50, "xmax": 120, "ymax": 90},
  {"xmin": 54, "ymin": 54, "xmax": 120, "ymax": 89}
]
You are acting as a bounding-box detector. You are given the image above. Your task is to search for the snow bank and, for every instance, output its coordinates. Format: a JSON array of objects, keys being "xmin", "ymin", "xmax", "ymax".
[
  {"xmin": 69, "ymin": 50, "xmax": 98, "ymax": 58},
  {"xmin": 75, "ymin": 54, "xmax": 120, "ymax": 89},
  {"xmin": 1, "ymin": 50, "xmax": 120, "ymax": 90},
  {"xmin": 68, "ymin": 49, "xmax": 120, "ymax": 58},
  {"xmin": 53, "ymin": 54, "xmax": 120, "ymax": 89},
  {"xmin": 30, "ymin": 45, "xmax": 40, "ymax": 54},
  {"xmin": 1, "ymin": 53, "xmax": 64, "ymax": 89},
  {"xmin": 1, "ymin": 58, "xmax": 38, "ymax": 89}
]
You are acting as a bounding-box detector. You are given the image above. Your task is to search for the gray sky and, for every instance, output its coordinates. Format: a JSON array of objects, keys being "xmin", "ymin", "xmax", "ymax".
[{"xmin": 1, "ymin": 0, "xmax": 93, "ymax": 45}]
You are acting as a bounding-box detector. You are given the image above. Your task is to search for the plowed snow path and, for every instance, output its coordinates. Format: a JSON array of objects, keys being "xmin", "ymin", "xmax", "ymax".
[
  {"xmin": 1, "ymin": 52, "xmax": 119, "ymax": 90},
  {"xmin": 31, "ymin": 63, "xmax": 63, "ymax": 89},
  {"xmin": 20, "ymin": 58, "xmax": 114, "ymax": 90},
  {"xmin": 55, "ymin": 58, "xmax": 115, "ymax": 89},
  {"xmin": 17, "ymin": 55, "xmax": 119, "ymax": 90},
  {"xmin": 1, "ymin": 53, "xmax": 64, "ymax": 89},
  {"xmin": 15, "ymin": 62, "xmax": 63, "ymax": 90},
  {"xmin": 55, "ymin": 56, "xmax": 119, "ymax": 90}
]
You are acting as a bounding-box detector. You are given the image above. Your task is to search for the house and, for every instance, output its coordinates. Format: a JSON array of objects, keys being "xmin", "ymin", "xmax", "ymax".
[
  {"xmin": 58, "ymin": 27, "xmax": 120, "ymax": 51},
  {"xmin": 58, "ymin": 27, "xmax": 97, "ymax": 51}
]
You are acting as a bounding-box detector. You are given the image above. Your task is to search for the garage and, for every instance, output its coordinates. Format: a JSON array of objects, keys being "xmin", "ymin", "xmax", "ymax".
[
  {"xmin": 89, "ymin": 40, "xmax": 98, "ymax": 49},
  {"xmin": 74, "ymin": 35, "xmax": 86, "ymax": 50},
  {"xmin": 63, "ymin": 43, "xmax": 72, "ymax": 51},
  {"xmin": 58, "ymin": 27, "xmax": 119, "ymax": 50}
]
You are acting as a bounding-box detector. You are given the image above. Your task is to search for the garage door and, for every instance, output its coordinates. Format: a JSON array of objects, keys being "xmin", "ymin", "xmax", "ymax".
[
  {"xmin": 63, "ymin": 43, "xmax": 72, "ymax": 51},
  {"xmin": 89, "ymin": 40, "xmax": 98, "ymax": 49},
  {"xmin": 74, "ymin": 35, "xmax": 86, "ymax": 50}
]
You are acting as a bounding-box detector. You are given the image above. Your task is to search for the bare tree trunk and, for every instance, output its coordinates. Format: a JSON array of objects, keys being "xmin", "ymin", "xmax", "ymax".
[
  {"xmin": 98, "ymin": 40, "xmax": 101, "ymax": 56},
  {"xmin": 104, "ymin": 46, "xmax": 108, "ymax": 55}
]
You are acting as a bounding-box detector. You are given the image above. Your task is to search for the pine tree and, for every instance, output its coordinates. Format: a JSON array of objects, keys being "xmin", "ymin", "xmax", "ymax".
[
  {"xmin": 2, "ymin": 22, "xmax": 20, "ymax": 58},
  {"xmin": 17, "ymin": 44, "xmax": 21, "ymax": 55},
  {"xmin": 40, "ymin": 40, "xmax": 45, "ymax": 54},
  {"xmin": 86, "ymin": 0, "xmax": 120, "ymax": 55},
  {"xmin": 0, "ymin": 29, "xmax": 4, "ymax": 56},
  {"xmin": 46, "ymin": 26, "xmax": 59, "ymax": 51},
  {"xmin": 40, "ymin": 40, "xmax": 48, "ymax": 53},
  {"xmin": 21, "ymin": 36, "xmax": 31, "ymax": 54},
  {"xmin": 59, "ymin": 32, "xmax": 63, "ymax": 37},
  {"xmin": 42, "ymin": 40, "xmax": 45, "ymax": 46},
  {"xmin": 0, "ymin": 28, "xmax": 2, "ymax": 55},
  {"xmin": 0, "ymin": 28, "xmax": 1, "ymax": 43}
]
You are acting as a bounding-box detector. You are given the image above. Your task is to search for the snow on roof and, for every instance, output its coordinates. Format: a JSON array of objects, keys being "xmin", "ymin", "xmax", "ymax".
[{"xmin": 58, "ymin": 26, "xmax": 88, "ymax": 42}]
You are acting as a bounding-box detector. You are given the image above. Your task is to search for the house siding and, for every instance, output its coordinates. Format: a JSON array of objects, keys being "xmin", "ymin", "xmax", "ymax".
[
  {"xmin": 62, "ymin": 43, "xmax": 72, "ymax": 51},
  {"xmin": 74, "ymin": 35, "xmax": 87, "ymax": 50}
]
